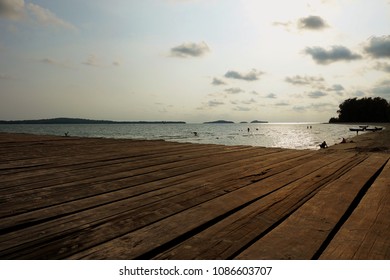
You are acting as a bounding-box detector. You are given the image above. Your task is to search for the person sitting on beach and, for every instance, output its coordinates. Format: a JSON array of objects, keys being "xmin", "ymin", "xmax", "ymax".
[
  {"xmin": 319, "ymin": 141, "xmax": 328, "ymax": 149},
  {"xmin": 340, "ymin": 137, "xmax": 346, "ymax": 144}
]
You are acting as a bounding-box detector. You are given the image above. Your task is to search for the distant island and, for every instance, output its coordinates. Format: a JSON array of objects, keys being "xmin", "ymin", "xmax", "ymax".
[
  {"xmin": 0, "ymin": 118, "xmax": 186, "ymax": 124},
  {"xmin": 203, "ymin": 120, "xmax": 235, "ymax": 124},
  {"xmin": 203, "ymin": 120, "xmax": 268, "ymax": 124}
]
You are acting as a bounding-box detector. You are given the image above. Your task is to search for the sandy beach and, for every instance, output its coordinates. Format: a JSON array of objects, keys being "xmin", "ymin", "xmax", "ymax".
[{"xmin": 328, "ymin": 124, "xmax": 390, "ymax": 153}]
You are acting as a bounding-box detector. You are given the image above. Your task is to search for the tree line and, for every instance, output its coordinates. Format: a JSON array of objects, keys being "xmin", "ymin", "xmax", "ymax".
[{"xmin": 329, "ymin": 97, "xmax": 390, "ymax": 123}]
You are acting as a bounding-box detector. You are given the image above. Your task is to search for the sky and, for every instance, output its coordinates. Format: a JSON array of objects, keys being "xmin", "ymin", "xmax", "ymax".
[{"xmin": 1, "ymin": 0, "xmax": 390, "ymax": 123}]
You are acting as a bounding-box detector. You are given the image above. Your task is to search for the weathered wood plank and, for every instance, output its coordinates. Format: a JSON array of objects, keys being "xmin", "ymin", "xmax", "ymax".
[
  {"xmin": 62, "ymin": 153, "xmax": 353, "ymax": 260},
  {"xmin": 319, "ymin": 159, "xmax": 390, "ymax": 259},
  {"xmin": 234, "ymin": 153, "xmax": 389, "ymax": 260},
  {"xmin": 0, "ymin": 143, "xmax": 249, "ymax": 190},
  {"xmin": 153, "ymin": 154, "xmax": 366, "ymax": 259},
  {"xmin": 1, "ymin": 133, "xmax": 389, "ymax": 260},
  {"xmin": 0, "ymin": 146, "xmax": 279, "ymax": 218},
  {"xmin": 0, "ymin": 149, "xmax": 304, "ymax": 231},
  {"xmin": 0, "ymin": 150, "xmax": 310, "ymax": 258}
]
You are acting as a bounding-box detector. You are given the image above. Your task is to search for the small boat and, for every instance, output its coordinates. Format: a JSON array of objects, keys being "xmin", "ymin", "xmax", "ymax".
[
  {"xmin": 365, "ymin": 127, "xmax": 383, "ymax": 131},
  {"xmin": 349, "ymin": 128, "xmax": 364, "ymax": 132}
]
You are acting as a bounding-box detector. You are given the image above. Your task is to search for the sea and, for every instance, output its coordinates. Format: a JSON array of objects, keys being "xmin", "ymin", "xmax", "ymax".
[{"xmin": 0, "ymin": 122, "xmax": 370, "ymax": 150}]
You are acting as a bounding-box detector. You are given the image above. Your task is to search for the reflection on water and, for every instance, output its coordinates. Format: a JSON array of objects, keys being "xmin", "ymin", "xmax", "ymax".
[{"xmin": 0, "ymin": 123, "xmax": 370, "ymax": 150}]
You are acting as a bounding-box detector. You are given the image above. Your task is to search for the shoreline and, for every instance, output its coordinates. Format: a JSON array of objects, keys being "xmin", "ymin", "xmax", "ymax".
[
  {"xmin": 1, "ymin": 122, "xmax": 390, "ymax": 153},
  {"xmin": 328, "ymin": 123, "xmax": 390, "ymax": 153}
]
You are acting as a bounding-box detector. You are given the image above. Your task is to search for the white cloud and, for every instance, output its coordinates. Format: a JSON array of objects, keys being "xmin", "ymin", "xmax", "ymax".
[
  {"xmin": 308, "ymin": 91, "xmax": 327, "ymax": 98},
  {"xmin": 39, "ymin": 57, "xmax": 73, "ymax": 69},
  {"xmin": 374, "ymin": 62, "xmax": 390, "ymax": 73},
  {"xmin": 0, "ymin": 0, "xmax": 25, "ymax": 19},
  {"xmin": 304, "ymin": 45, "xmax": 362, "ymax": 64},
  {"xmin": 27, "ymin": 3, "xmax": 76, "ymax": 30},
  {"xmin": 233, "ymin": 106, "xmax": 251, "ymax": 111},
  {"xmin": 211, "ymin": 77, "xmax": 226, "ymax": 86},
  {"xmin": 285, "ymin": 75, "xmax": 325, "ymax": 86},
  {"xmin": 265, "ymin": 93, "xmax": 277, "ymax": 99},
  {"xmin": 0, "ymin": 0, "xmax": 76, "ymax": 30},
  {"xmin": 170, "ymin": 42, "xmax": 210, "ymax": 58},
  {"xmin": 224, "ymin": 87, "xmax": 244, "ymax": 94},
  {"xmin": 224, "ymin": 69, "xmax": 264, "ymax": 81},
  {"xmin": 297, "ymin": 15, "xmax": 328, "ymax": 30},
  {"xmin": 83, "ymin": 54, "xmax": 100, "ymax": 67},
  {"xmin": 207, "ymin": 100, "xmax": 224, "ymax": 107},
  {"xmin": 364, "ymin": 36, "xmax": 390, "ymax": 58}
]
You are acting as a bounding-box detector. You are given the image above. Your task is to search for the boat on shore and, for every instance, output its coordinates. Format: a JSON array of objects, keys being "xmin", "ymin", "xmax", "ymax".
[
  {"xmin": 349, "ymin": 128, "xmax": 364, "ymax": 132},
  {"xmin": 350, "ymin": 126, "xmax": 383, "ymax": 132},
  {"xmin": 365, "ymin": 127, "xmax": 383, "ymax": 131}
]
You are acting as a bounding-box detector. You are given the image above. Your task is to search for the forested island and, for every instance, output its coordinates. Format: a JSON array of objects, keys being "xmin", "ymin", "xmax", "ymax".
[
  {"xmin": 203, "ymin": 120, "xmax": 268, "ymax": 124},
  {"xmin": 203, "ymin": 120, "xmax": 235, "ymax": 124},
  {"xmin": 329, "ymin": 97, "xmax": 390, "ymax": 123},
  {"xmin": 0, "ymin": 118, "xmax": 186, "ymax": 124}
]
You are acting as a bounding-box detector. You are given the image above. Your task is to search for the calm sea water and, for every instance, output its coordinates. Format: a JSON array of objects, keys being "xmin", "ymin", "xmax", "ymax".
[{"xmin": 0, "ymin": 123, "xmax": 369, "ymax": 150}]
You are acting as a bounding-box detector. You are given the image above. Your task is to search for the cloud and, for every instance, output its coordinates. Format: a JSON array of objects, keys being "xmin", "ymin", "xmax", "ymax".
[
  {"xmin": 296, "ymin": 103, "xmax": 335, "ymax": 113},
  {"xmin": 364, "ymin": 36, "xmax": 390, "ymax": 58},
  {"xmin": 224, "ymin": 87, "xmax": 244, "ymax": 94},
  {"xmin": 211, "ymin": 77, "xmax": 226, "ymax": 86},
  {"xmin": 233, "ymin": 106, "xmax": 251, "ymax": 111},
  {"xmin": 265, "ymin": 93, "xmax": 277, "ymax": 99},
  {"xmin": 83, "ymin": 54, "xmax": 100, "ymax": 67},
  {"xmin": 224, "ymin": 69, "xmax": 264, "ymax": 81},
  {"xmin": 27, "ymin": 3, "xmax": 76, "ymax": 30},
  {"xmin": 272, "ymin": 21, "xmax": 293, "ymax": 31},
  {"xmin": 371, "ymin": 79, "xmax": 390, "ymax": 96},
  {"xmin": 275, "ymin": 102, "xmax": 290, "ymax": 106},
  {"xmin": 311, "ymin": 103, "xmax": 335, "ymax": 111},
  {"xmin": 170, "ymin": 42, "xmax": 210, "ymax": 58},
  {"xmin": 293, "ymin": 106, "xmax": 307, "ymax": 112},
  {"xmin": 242, "ymin": 98, "xmax": 256, "ymax": 104},
  {"xmin": 308, "ymin": 91, "xmax": 327, "ymax": 98},
  {"xmin": 39, "ymin": 57, "xmax": 72, "ymax": 68},
  {"xmin": 354, "ymin": 90, "xmax": 365, "ymax": 97},
  {"xmin": 0, "ymin": 0, "xmax": 24, "ymax": 19},
  {"xmin": 298, "ymin": 15, "xmax": 328, "ymax": 30},
  {"xmin": 304, "ymin": 45, "xmax": 362, "ymax": 64},
  {"xmin": 374, "ymin": 62, "xmax": 390, "ymax": 73},
  {"xmin": 207, "ymin": 100, "xmax": 224, "ymax": 107},
  {"xmin": 327, "ymin": 84, "xmax": 344, "ymax": 94},
  {"xmin": 0, "ymin": 0, "xmax": 76, "ymax": 30},
  {"xmin": 285, "ymin": 75, "xmax": 325, "ymax": 86}
]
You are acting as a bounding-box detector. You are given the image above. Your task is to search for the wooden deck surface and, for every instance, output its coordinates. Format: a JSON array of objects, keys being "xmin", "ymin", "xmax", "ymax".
[{"xmin": 0, "ymin": 132, "xmax": 389, "ymax": 260}]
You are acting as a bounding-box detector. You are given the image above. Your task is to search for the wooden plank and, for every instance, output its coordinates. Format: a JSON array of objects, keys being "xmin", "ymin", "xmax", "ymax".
[
  {"xmin": 0, "ymin": 143, "xmax": 248, "ymax": 190},
  {"xmin": 0, "ymin": 149, "xmax": 310, "ymax": 232},
  {"xmin": 152, "ymin": 153, "xmax": 366, "ymax": 259},
  {"xmin": 319, "ymin": 159, "xmax": 390, "ymax": 259},
  {"xmin": 234, "ymin": 154, "xmax": 389, "ymax": 260},
  {"xmin": 61, "ymin": 152, "xmax": 351, "ymax": 260},
  {"xmin": 0, "ymin": 150, "xmax": 311, "ymax": 259},
  {"xmin": 0, "ymin": 146, "xmax": 278, "ymax": 217},
  {"xmin": 0, "ymin": 139, "xmax": 210, "ymax": 177}
]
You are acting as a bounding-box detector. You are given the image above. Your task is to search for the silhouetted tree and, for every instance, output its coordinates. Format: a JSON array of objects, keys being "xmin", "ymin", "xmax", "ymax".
[{"xmin": 329, "ymin": 97, "xmax": 390, "ymax": 123}]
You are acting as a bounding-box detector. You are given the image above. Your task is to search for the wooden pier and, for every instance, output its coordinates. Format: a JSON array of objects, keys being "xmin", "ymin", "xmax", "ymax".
[{"xmin": 0, "ymin": 132, "xmax": 389, "ymax": 259}]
